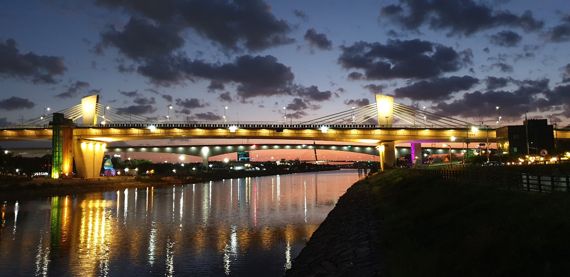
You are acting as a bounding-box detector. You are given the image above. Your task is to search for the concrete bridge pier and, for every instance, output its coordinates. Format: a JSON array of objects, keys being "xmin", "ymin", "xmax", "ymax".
[
  {"xmin": 201, "ymin": 146, "xmax": 210, "ymax": 168},
  {"xmin": 74, "ymin": 139, "xmax": 106, "ymax": 178},
  {"xmin": 377, "ymin": 142, "xmax": 396, "ymax": 172},
  {"xmin": 410, "ymin": 143, "xmax": 422, "ymax": 166}
]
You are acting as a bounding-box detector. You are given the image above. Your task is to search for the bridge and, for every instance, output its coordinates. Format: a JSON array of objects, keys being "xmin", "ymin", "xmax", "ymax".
[{"xmin": 1, "ymin": 94, "xmax": 568, "ymax": 178}]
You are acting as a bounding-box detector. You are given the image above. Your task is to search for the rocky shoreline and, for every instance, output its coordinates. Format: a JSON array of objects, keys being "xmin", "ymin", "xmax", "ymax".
[{"xmin": 286, "ymin": 174, "xmax": 382, "ymax": 277}]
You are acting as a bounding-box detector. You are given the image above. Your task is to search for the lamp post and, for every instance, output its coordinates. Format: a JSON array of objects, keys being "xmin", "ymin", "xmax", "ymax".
[
  {"xmin": 223, "ymin": 106, "xmax": 228, "ymax": 122},
  {"xmin": 167, "ymin": 105, "xmax": 173, "ymax": 121},
  {"xmin": 351, "ymin": 106, "xmax": 356, "ymax": 123},
  {"xmin": 282, "ymin": 106, "xmax": 287, "ymax": 123}
]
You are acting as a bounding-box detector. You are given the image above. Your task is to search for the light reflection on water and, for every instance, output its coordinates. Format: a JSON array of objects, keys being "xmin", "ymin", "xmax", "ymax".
[{"xmin": 0, "ymin": 170, "xmax": 362, "ymax": 276}]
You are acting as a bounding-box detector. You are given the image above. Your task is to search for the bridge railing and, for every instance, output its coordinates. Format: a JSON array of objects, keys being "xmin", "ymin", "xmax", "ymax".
[{"xmin": 85, "ymin": 121, "xmax": 476, "ymax": 130}]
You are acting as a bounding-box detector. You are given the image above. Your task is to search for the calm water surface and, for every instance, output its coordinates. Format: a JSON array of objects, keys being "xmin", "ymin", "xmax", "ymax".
[{"xmin": 0, "ymin": 170, "xmax": 363, "ymax": 276}]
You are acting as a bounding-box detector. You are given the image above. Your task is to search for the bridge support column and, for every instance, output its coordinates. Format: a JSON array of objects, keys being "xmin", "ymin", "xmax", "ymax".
[
  {"xmin": 383, "ymin": 142, "xmax": 396, "ymax": 168},
  {"xmin": 50, "ymin": 113, "xmax": 74, "ymax": 179},
  {"xmin": 74, "ymin": 139, "xmax": 106, "ymax": 178},
  {"xmin": 377, "ymin": 142, "xmax": 396, "ymax": 172},
  {"xmin": 201, "ymin": 146, "xmax": 210, "ymax": 169},
  {"xmin": 410, "ymin": 142, "xmax": 422, "ymax": 166}
]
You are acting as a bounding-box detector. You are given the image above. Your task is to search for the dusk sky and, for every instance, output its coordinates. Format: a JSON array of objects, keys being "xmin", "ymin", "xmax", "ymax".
[{"xmin": 1, "ymin": 0, "xmax": 570, "ymax": 127}]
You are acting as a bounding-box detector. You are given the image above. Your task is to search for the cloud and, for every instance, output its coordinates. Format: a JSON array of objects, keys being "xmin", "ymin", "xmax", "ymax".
[
  {"xmin": 434, "ymin": 79, "xmax": 549, "ymax": 119},
  {"xmin": 304, "ymin": 28, "xmax": 332, "ymax": 50},
  {"xmin": 485, "ymin": 76, "xmax": 511, "ymax": 90},
  {"xmin": 339, "ymin": 39, "xmax": 469, "ymax": 80},
  {"xmin": 293, "ymin": 9, "xmax": 308, "ymax": 21},
  {"xmin": 119, "ymin": 90, "xmax": 140, "ymax": 97},
  {"xmin": 139, "ymin": 54, "xmax": 294, "ymax": 97},
  {"xmin": 286, "ymin": 98, "xmax": 309, "ymax": 111},
  {"xmin": 363, "ymin": 84, "xmax": 386, "ymax": 94},
  {"xmin": 546, "ymin": 15, "xmax": 570, "ymax": 42},
  {"xmin": 208, "ymin": 80, "xmax": 225, "ymax": 92},
  {"xmin": 0, "ymin": 118, "xmax": 11, "ymax": 127},
  {"xmin": 133, "ymin": 96, "xmax": 156, "ymax": 105},
  {"xmin": 96, "ymin": 0, "xmax": 293, "ymax": 51},
  {"xmin": 175, "ymin": 98, "xmax": 207, "ymax": 109},
  {"xmin": 287, "ymin": 110, "xmax": 308, "ymax": 119},
  {"xmin": 219, "ymin": 92, "xmax": 232, "ymax": 102},
  {"xmin": 56, "ymin": 81, "xmax": 90, "ymax": 98},
  {"xmin": 0, "ymin": 39, "xmax": 66, "ymax": 83},
  {"xmin": 192, "ymin": 112, "xmax": 222, "ymax": 121},
  {"xmin": 116, "ymin": 104, "xmax": 156, "ymax": 115},
  {"xmin": 563, "ymin": 64, "xmax": 570, "ymax": 83},
  {"xmin": 161, "ymin": 94, "xmax": 173, "ymax": 102},
  {"xmin": 491, "ymin": 62, "xmax": 513, "ymax": 73},
  {"xmin": 344, "ymin": 98, "xmax": 370, "ymax": 107},
  {"xmin": 394, "ymin": 76, "xmax": 479, "ymax": 101},
  {"xmin": 294, "ymin": 85, "xmax": 332, "ymax": 102},
  {"xmin": 380, "ymin": 0, "xmax": 543, "ymax": 36},
  {"xmin": 490, "ymin": 30, "xmax": 522, "ymax": 47},
  {"xmin": 0, "ymin": 96, "xmax": 35, "ymax": 110},
  {"xmin": 100, "ymin": 17, "xmax": 184, "ymax": 60}
]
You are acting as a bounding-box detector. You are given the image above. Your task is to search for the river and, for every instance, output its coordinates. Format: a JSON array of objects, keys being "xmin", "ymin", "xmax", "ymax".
[{"xmin": 0, "ymin": 169, "xmax": 363, "ymax": 276}]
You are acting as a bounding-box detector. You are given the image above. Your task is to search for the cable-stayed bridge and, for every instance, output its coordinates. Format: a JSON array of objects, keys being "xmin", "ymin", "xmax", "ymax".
[{"xmin": 1, "ymin": 94, "xmax": 568, "ymax": 178}]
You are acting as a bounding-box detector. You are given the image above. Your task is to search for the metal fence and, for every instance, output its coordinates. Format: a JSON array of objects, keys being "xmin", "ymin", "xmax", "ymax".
[{"xmin": 416, "ymin": 165, "xmax": 570, "ymax": 193}]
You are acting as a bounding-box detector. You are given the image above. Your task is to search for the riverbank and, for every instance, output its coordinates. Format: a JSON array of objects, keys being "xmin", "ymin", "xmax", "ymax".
[
  {"xmin": 0, "ymin": 167, "xmax": 340, "ymax": 200},
  {"xmin": 288, "ymin": 169, "xmax": 570, "ymax": 276}
]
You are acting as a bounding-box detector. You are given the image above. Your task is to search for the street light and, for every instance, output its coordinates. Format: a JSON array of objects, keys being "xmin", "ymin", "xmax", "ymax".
[
  {"xmin": 167, "ymin": 105, "xmax": 173, "ymax": 121},
  {"xmin": 223, "ymin": 106, "xmax": 228, "ymax": 122}
]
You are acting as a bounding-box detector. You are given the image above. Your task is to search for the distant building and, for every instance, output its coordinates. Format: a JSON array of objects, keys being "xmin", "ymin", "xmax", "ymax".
[{"xmin": 496, "ymin": 119, "xmax": 554, "ymax": 156}]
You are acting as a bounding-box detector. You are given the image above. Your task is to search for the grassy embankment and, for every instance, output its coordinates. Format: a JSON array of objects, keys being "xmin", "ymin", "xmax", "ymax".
[{"xmin": 369, "ymin": 169, "xmax": 570, "ymax": 277}]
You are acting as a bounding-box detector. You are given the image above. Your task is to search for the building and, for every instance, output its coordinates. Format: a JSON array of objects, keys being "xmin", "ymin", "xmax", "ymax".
[{"xmin": 496, "ymin": 119, "xmax": 554, "ymax": 156}]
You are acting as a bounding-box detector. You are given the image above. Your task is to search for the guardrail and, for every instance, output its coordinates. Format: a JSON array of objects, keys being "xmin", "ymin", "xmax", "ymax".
[{"xmin": 416, "ymin": 165, "xmax": 570, "ymax": 193}]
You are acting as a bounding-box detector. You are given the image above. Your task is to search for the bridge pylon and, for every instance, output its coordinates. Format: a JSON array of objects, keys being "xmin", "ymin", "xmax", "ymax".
[{"xmin": 375, "ymin": 94, "xmax": 394, "ymax": 127}]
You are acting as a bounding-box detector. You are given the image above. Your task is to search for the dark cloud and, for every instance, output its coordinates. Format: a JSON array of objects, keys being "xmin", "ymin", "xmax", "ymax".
[
  {"xmin": 208, "ymin": 81, "xmax": 225, "ymax": 92},
  {"xmin": 295, "ymin": 85, "xmax": 332, "ymax": 102},
  {"xmin": 96, "ymin": 0, "xmax": 293, "ymax": 51},
  {"xmin": 546, "ymin": 15, "xmax": 570, "ymax": 42},
  {"xmin": 219, "ymin": 92, "xmax": 232, "ymax": 102},
  {"xmin": 116, "ymin": 104, "xmax": 156, "ymax": 115},
  {"xmin": 0, "ymin": 118, "xmax": 11, "ymax": 127},
  {"xmin": 133, "ymin": 96, "xmax": 156, "ymax": 105},
  {"xmin": 344, "ymin": 98, "xmax": 370, "ymax": 107},
  {"xmin": 563, "ymin": 64, "xmax": 570, "ymax": 83},
  {"xmin": 347, "ymin": 72, "xmax": 365, "ymax": 80},
  {"xmin": 119, "ymin": 90, "xmax": 140, "ymax": 97},
  {"xmin": 0, "ymin": 96, "xmax": 35, "ymax": 110},
  {"xmin": 363, "ymin": 84, "xmax": 386, "ymax": 94},
  {"xmin": 435, "ymin": 79, "xmax": 549, "ymax": 119},
  {"xmin": 56, "ymin": 81, "xmax": 90, "ymax": 98},
  {"xmin": 175, "ymin": 98, "xmax": 207, "ymax": 109},
  {"xmin": 490, "ymin": 30, "xmax": 522, "ymax": 47},
  {"xmin": 491, "ymin": 62, "xmax": 513, "ymax": 73},
  {"xmin": 193, "ymin": 112, "xmax": 222, "ymax": 121},
  {"xmin": 485, "ymin": 76, "xmax": 511, "ymax": 90},
  {"xmin": 304, "ymin": 28, "xmax": 332, "ymax": 50},
  {"xmin": 394, "ymin": 76, "xmax": 479, "ymax": 101},
  {"xmin": 287, "ymin": 110, "xmax": 308, "ymax": 119},
  {"xmin": 286, "ymin": 98, "xmax": 308, "ymax": 111},
  {"xmin": 140, "ymin": 55, "xmax": 294, "ymax": 97},
  {"xmin": 339, "ymin": 39, "xmax": 469, "ymax": 80},
  {"xmin": 0, "ymin": 39, "xmax": 66, "ymax": 83},
  {"xmin": 293, "ymin": 9, "xmax": 307, "ymax": 20},
  {"xmin": 381, "ymin": 0, "xmax": 543, "ymax": 36},
  {"xmin": 161, "ymin": 94, "xmax": 173, "ymax": 102},
  {"xmin": 100, "ymin": 17, "xmax": 184, "ymax": 60}
]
